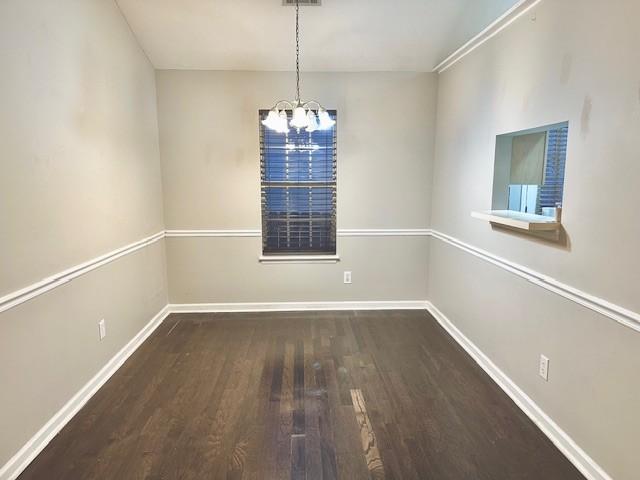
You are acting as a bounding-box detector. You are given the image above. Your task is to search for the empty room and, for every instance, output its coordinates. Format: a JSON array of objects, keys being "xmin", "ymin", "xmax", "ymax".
[{"xmin": 1, "ymin": 0, "xmax": 638, "ymax": 479}]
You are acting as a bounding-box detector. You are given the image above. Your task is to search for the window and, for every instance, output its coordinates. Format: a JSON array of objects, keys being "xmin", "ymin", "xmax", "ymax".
[
  {"xmin": 259, "ymin": 110, "xmax": 337, "ymax": 256},
  {"xmin": 492, "ymin": 122, "xmax": 569, "ymax": 218},
  {"xmin": 538, "ymin": 125, "xmax": 568, "ymax": 212}
]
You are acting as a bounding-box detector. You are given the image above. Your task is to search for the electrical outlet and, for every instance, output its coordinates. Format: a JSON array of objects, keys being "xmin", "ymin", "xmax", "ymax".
[
  {"xmin": 343, "ymin": 271, "xmax": 352, "ymax": 284},
  {"xmin": 539, "ymin": 354, "xmax": 549, "ymax": 381},
  {"xmin": 98, "ymin": 319, "xmax": 106, "ymax": 340}
]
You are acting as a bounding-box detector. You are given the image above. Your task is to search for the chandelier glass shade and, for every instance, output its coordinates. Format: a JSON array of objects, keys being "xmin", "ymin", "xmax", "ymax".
[{"xmin": 261, "ymin": 0, "xmax": 335, "ymax": 134}]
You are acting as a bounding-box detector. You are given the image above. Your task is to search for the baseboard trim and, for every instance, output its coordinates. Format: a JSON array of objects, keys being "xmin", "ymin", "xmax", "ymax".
[
  {"xmin": 425, "ymin": 301, "xmax": 612, "ymax": 480},
  {"xmin": 169, "ymin": 300, "xmax": 428, "ymax": 313},
  {"xmin": 0, "ymin": 305, "xmax": 171, "ymax": 480}
]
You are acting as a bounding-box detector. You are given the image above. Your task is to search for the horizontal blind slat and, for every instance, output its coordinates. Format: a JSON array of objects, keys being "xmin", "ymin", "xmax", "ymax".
[{"xmin": 539, "ymin": 125, "xmax": 568, "ymax": 211}]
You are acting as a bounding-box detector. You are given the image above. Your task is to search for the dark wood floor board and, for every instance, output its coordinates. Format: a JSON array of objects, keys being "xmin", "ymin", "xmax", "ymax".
[
  {"xmin": 18, "ymin": 310, "xmax": 586, "ymax": 480},
  {"xmin": 323, "ymin": 359, "xmax": 358, "ymax": 457},
  {"xmin": 190, "ymin": 327, "xmax": 256, "ymax": 478},
  {"xmin": 381, "ymin": 422, "xmax": 421, "ymax": 480},
  {"xmin": 329, "ymin": 337, "xmax": 354, "ymax": 407},
  {"xmin": 314, "ymin": 357, "xmax": 339, "ymax": 480},
  {"xmin": 302, "ymin": 334, "xmax": 323, "ymax": 479},
  {"xmin": 335, "ymin": 451, "xmax": 371, "ymax": 480},
  {"xmin": 274, "ymin": 340, "xmax": 295, "ymax": 479},
  {"xmin": 350, "ymin": 388, "xmax": 385, "ymax": 478},
  {"xmin": 227, "ymin": 326, "xmax": 272, "ymax": 478}
]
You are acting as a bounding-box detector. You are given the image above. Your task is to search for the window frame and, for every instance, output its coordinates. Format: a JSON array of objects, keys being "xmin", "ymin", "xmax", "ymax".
[{"xmin": 491, "ymin": 121, "xmax": 569, "ymax": 217}]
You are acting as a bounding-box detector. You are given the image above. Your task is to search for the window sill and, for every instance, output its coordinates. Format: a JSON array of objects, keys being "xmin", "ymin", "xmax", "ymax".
[
  {"xmin": 259, "ymin": 254, "xmax": 340, "ymax": 264},
  {"xmin": 471, "ymin": 210, "xmax": 561, "ymax": 231}
]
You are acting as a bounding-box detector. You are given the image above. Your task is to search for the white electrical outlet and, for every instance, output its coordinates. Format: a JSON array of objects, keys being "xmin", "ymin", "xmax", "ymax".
[
  {"xmin": 98, "ymin": 319, "xmax": 106, "ymax": 340},
  {"xmin": 343, "ymin": 271, "xmax": 352, "ymax": 284},
  {"xmin": 539, "ymin": 354, "xmax": 549, "ymax": 381}
]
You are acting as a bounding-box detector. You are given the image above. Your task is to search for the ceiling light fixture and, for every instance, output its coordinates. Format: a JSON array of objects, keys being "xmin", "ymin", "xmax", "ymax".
[{"xmin": 262, "ymin": 0, "xmax": 335, "ymax": 133}]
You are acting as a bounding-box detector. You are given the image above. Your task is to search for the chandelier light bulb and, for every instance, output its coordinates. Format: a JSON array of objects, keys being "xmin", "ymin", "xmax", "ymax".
[
  {"xmin": 261, "ymin": 109, "xmax": 280, "ymax": 131},
  {"xmin": 306, "ymin": 110, "xmax": 319, "ymax": 132},
  {"xmin": 277, "ymin": 110, "xmax": 290, "ymax": 133},
  {"xmin": 290, "ymin": 106, "xmax": 309, "ymax": 129},
  {"xmin": 317, "ymin": 108, "xmax": 336, "ymax": 130}
]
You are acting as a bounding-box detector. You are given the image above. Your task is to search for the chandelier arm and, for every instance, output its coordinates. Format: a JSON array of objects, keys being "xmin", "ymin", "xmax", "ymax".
[
  {"xmin": 302, "ymin": 100, "xmax": 323, "ymax": 110},
  {"xmin": 272, "ymin": 100, "xmax": 295, "ymax": 110}
]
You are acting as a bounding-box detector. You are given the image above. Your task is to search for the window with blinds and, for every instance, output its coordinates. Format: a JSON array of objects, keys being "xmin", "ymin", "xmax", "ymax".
[
  {"xmin": 539, "ymin": 125, "xmax": 568, "ymax": 212},
  {"xmin": 259, "ymin": 110, "xmax": 337, "ymax": 256}
]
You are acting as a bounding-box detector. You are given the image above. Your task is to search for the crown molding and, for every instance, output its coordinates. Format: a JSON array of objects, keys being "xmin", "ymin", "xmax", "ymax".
[{"xmin": 433, "ymin": 0, "xmax": 543, "ymax": 73}]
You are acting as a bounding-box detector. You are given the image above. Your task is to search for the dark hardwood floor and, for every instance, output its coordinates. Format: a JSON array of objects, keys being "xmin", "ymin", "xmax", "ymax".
[{"xmin": 19, "ymin": 310, "xmax": 585, "ymax": 479}]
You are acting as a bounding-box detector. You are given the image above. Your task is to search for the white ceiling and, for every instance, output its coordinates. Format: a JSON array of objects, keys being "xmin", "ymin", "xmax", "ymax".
[{"xmin": 116, "ymin": 0, "xmax": 519, "ymax": 72}]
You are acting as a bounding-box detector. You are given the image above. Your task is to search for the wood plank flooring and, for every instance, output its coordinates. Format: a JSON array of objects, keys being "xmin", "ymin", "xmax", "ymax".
[{"xmin": 18, "ymin": 310, "xmax": 585, "ymax": 479}]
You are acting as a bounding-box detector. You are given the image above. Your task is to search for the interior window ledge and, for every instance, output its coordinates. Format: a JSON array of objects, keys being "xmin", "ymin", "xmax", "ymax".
[
  {"xmin": 259, "ymin": 254, "xmax": 340, "ymax": 264},
  {"xmin": 471, "ymin": 210, "xmax": 561, "ymax": 231}
]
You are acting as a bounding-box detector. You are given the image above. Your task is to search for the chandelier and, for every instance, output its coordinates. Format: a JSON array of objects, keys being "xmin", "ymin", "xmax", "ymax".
[{"xmin": 261, "ymin": 0, "xmax": 335, "ymax": 134}]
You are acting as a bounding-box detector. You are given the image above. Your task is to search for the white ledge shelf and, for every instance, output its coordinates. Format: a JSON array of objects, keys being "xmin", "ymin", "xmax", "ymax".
[{"xmin": 471, "ymin": 210, "xmax": 560, "ymax": 231}]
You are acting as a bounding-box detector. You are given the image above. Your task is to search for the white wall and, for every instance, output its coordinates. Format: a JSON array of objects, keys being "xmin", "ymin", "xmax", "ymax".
[
  {"xmin": 156, "ymin": 71, "xmax": 437, "ymax": 304},
  {"xmin": 0, "ymin": 0, "xmax": 167, "ymax": 468},
  {"xmin": 429, "ymin": 0, "xmax": 640, "ymax": 478}
]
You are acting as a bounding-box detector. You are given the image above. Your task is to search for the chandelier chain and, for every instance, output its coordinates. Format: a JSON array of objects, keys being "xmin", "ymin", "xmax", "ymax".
[
  {"xmin": 295, "ymin": 0, "xmax": 300, "ymax": 102},
  {"xmin": 262, "ymin": 0, "xmax": 334, "ymax": 132}
]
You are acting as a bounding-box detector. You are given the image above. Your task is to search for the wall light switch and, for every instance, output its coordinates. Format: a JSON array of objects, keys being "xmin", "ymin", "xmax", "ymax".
[
  {"xmin": 343, "ymin": 271, "xmax": 352, "ymax": 284},
  {"xmin": 539, "ymin": 354, "xmax": 549, "ymax": 381},
  {"xmin": 98, "ymin": 319, "xmax": 106, "ymax": 340}
]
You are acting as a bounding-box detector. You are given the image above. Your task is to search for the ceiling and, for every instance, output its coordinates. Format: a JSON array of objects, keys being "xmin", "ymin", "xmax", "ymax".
[{"xmin": 116, "ymin": 0, "xmax": 519, "ymax": 72}]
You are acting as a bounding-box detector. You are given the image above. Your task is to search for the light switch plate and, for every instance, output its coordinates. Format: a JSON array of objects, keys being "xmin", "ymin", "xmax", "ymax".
[
  {"xmin": 98, "ymin": 319, "xmax": 106, "ymax": 340},
  {"xmin": 539, "ymin": 354, "xmax": 549, "ymax": 381}
]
